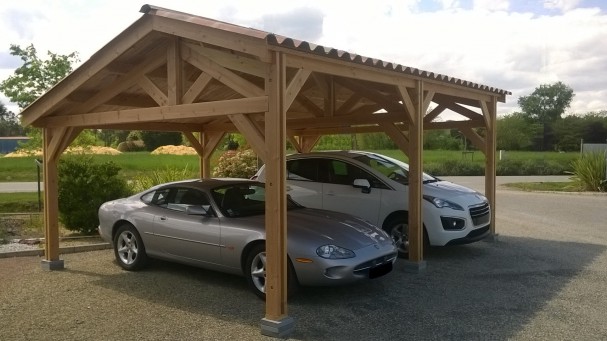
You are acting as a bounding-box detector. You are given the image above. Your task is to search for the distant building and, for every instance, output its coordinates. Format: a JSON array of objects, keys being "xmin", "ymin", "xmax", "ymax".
[{"xmin": 0, "ymin": 136, "xmax": 30, "ymax": 154}]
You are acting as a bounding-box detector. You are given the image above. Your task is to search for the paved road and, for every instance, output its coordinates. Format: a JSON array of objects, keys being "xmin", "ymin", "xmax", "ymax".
[
  {"xmin": 0, "ymin": 176, "xmax": 571, "ymax": 193},
  {"xmin": 1, "ymin": 178, "xmax": 606, "ymax": 340}
]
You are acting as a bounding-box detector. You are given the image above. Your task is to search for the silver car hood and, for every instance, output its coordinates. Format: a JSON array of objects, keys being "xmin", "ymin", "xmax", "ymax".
[{"xmin": 241, "ymin": 208, "xmax": 392, "ymax": 251}]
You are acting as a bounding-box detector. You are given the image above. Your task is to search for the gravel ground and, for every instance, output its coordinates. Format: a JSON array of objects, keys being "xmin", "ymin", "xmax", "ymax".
[{"xmin": 1, "ymin": 189, "xmax": 606, "ymax": 340}]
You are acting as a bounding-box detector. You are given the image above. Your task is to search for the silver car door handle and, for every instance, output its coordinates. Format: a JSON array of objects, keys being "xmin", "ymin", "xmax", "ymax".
[{"xmin": 159, "ymin": 216, "xmax": 167, "ymax": 221}]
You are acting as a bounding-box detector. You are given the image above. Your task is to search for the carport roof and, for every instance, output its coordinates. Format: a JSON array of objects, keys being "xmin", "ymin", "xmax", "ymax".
[{"xmin": 20, "ymin": 4, "xmax": 510, "ymax": 129}]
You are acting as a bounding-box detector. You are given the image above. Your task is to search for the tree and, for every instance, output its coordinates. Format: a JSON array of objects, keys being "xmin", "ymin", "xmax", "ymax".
[
  {"xmin": 496, "ymin": 112, "xmax": 541, "ymax": 150},
  {"xmin": 518, "ymin": 82, "xmax": 574, "ymax": 150},
  {"xmin": 0, "ymin": 44, "xmax": 79, "ymax": 109},
  {"xmin": 0, "ymin": 44, "xmax": 80, "ymax": 150},
  {"xmin": 0, "ymin": 103, "xmax": 24, "ymax": 136}
]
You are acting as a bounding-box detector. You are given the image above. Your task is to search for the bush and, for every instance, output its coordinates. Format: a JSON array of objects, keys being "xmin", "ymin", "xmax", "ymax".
[
  {"xmin": 213, "ymin": 149, "xmax": 259, "ymax": 178},
  {"xmin": 130, "ymin": 165, "xmax": 193, "ymax": 193},
  {"xmin": 58, "ymin": 156, "xmax": 131, "ymax": 235},
  {"xmin": 139, "ymin": 131, "xmax": 183, "ymax": 151},
  {"xmin": 425, "ymin": 160, "xmax": 484, "ymax": 176},
  {"xmin": 569, "ymin": 152, "xmax": 607, "ymax": 192},
  {"xmin": 117, "ymin": 140, "xmax": 145, "ymax": 152}
]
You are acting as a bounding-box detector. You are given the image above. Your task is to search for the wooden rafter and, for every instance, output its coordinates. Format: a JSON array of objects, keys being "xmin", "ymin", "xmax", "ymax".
[
  {"xmin": 460, "ymin": 126, "xmax": 485, "ymax": 150},
  {"xmin": 285, "ymin": 69, "xmax": 312, "ymax": 110},
  {"xmin": 423, "ymin": 104, "xmax": 447, "ymax": 123},
  {"xmin": 183, "ymin": 45, "xmax": 264, "ymax": 98},
  {"xmin": 186, "ymin": 43, "xmax": 268, "ymax": 78},
  {"xmin": 336, "ymin": 78, "xmax": 402, "ymax": 112},
  {"xmin": 379, "ymin": 122, "xmax": 410, "ymax": 155},
  {"xmin": 68, "ymin": 49, "xmax": 167, "ymax": 115},
  {"xmin": 335, "ymin": 93, "xmax": 362, "ymax": 116}
]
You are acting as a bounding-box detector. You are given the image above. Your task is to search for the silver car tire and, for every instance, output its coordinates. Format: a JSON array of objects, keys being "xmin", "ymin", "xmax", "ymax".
[
  {"xmin": 245, "ymin": 243, "xmax": 299, "ymax": 300},
  {"xmin": 113, "ymin": 224, "xmax": 148, "ymax": 271}
]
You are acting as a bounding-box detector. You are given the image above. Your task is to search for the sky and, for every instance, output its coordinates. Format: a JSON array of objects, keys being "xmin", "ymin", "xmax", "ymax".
[{"xmin": 1, "ymin": 0, "xmax": 606, "ymax": 117}]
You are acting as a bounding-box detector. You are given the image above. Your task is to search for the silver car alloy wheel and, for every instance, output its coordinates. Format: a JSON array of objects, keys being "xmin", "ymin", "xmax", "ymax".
[
  {"xmin": 389, "ymin": 222, "xmax": 409, "ymax": 254},
  {"xmin": 250, "ymin": 251, "xmax": 267, "ymax": 294},
  {"xmin": 116, "ymin": 230, "xmax": 139, "ymax": 265}
]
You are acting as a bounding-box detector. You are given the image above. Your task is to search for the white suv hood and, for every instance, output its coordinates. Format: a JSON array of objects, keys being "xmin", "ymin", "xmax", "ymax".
[{"xmin": 422, "ymin": 180, "xmax": 487, "ymax": 206}]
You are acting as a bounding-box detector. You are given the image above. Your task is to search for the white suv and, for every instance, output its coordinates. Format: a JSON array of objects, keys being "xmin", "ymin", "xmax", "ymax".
[{"xmin": 253, "ymin": 151, "xmax": 491, "ymax": 257}]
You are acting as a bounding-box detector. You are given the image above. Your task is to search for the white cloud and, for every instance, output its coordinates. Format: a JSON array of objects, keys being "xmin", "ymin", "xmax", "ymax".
[
  {"xmin": 543, "ymin": 0, "xmax": 582, "ymax": 12},
  {"xmin": 0, "ymin": 0, "xmax": 606, "ymax": 116}
]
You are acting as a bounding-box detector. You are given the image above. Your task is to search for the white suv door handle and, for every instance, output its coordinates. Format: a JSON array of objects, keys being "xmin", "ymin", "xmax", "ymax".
[{"xmin": 326, "ymin": 191, "xmax": 335, "ymax": 196}]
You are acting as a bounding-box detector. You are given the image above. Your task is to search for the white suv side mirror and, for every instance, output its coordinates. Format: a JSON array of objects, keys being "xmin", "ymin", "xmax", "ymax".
[{"xmin": 353, "ymin": 179, "xmax": 371, "ymax": 194}]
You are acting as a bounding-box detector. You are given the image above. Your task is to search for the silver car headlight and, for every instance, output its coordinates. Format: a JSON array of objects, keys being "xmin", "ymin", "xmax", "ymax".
[
  {"xmin": 316, "ymin": 245, "xmax": 355, "ymax": 259},
  {"xmin": 423, "ymin": 195, "xmax": 464, "ymax": 211}
]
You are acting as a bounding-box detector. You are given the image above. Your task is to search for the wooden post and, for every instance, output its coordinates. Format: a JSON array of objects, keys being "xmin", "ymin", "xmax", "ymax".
[
  {"xmin": 260, "ymin": 51, "xmax": 294, "ymax": 338},
  {"xmin": 407, "ymin": 81, "xmax": 424, "ymax": 265},
  {"xmin": 200, "ymin": 132, "xmax": 210, "ymax": 178},
  {"xmin": 484, "ymin": 97, "xmax": 497, "ymax": 235},
  {"xmin": 41, "ymin": 128, "xmax": 63, "ymax": 270}
]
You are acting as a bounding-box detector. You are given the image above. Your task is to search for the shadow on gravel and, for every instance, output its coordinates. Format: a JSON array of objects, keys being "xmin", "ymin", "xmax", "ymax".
[{"xmin": 76, "ymin": 236, "xmax": 605, "ymax": 340}]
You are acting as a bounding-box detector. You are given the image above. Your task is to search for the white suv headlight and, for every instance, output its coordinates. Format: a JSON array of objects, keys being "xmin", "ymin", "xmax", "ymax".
[
  {"xmin": 316, "ymin": 245, "xmax": 355, "ymax": 259},
  {"xmin": 423, "ymin": 195, "xmax": 464, "ymax": 211}
]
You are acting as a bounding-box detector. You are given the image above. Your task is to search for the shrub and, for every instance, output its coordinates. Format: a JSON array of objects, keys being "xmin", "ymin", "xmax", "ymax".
[
  {"xmin": 117, "ymin": 140, "xmax": 145, "ymax": 152},
  {"xmin": 58, "ymin": 156, "xmax": 131, "ymax": 235},
  {"xmin": 130, "ymin": 165, "xmax": 193, "ymax": 193},
  {"xmin": 569, "ymin": 152, "xmax": 607, "ymax": 192},
  {"xmin": 213, "ymin": 149, "xmax": 259, "ymax": 178},
  {"xmin": 139, "ymin": 131, "xmax": 183, "ymax": 151}
]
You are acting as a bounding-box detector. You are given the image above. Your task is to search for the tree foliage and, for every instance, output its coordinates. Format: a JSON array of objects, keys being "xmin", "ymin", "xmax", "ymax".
[
  {"xmin": 518, "ymin": 81, "xmax": 574, "ymax": 123},
  {"xmin": 517, "ymin": 81, "xmax": 575, "ymax": 150},
  {"xmin": 496, "ymin": 112, "xmax": 541, "ymax": 150},
  {"xmin": 0, "ymin": 103, "xmax": 24, "ymax": 136},
  {"xmin": 0, "ymin": 44, "xmax": 79, "ymax": 109}
]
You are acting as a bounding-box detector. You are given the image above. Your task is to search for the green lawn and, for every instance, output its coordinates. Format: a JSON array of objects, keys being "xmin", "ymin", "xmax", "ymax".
[{"xmin": 0, "ymin": 149, "xmax": 579, "ymax": 182}]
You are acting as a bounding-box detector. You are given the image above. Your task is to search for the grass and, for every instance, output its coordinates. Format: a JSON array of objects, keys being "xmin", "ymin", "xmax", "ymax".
[
  {"xmin": 0, "ymin": 149, "xmax": 580, "ymax": 182},
  {"xmin": 502, "ymin": 181, "xmax": 578, "ymax": 192},
  {"xmin": 0, "ymin": 192, "xmax": 41, "ymax": 213}
]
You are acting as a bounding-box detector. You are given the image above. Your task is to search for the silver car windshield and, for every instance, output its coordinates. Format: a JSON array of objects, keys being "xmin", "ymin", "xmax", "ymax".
[
  {"xmin": 352, "ymin": 154, "xmax": 437, "ymax": 185},
  {"xmin": 211, "ymin": 183, "xmax": 301, "ymax": 218}
]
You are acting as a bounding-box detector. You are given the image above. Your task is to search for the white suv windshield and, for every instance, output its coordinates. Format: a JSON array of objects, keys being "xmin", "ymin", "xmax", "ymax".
[{"xmin": 352, "ymin": 153, "xmax": 437, "ymax": 185}]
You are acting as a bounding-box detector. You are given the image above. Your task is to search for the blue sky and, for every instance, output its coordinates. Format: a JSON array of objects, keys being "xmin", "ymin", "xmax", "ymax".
[{"xmin": 1, "ymin": 0, "xmax": 606, "ymax": 117}]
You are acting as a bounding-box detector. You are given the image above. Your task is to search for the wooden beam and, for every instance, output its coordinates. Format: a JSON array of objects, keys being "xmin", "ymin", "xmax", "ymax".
[
  {"xmin": 167, "ymin": 37, "xmax": 183, "ymax": 106},
  {"xmin": 336, "ymin": 77, "xmax": 401, "ymax": 112},
  {"xmin": 151, "ymin": 15, "xmax": 270, "ymax": 61},
  {"xmin": 284, "ymin": 52, "xmax": 416, "ymax": 88},
  {"xmin": 460, "ymin": 126, "xmax": 486, "ymax": 150},
  {"xmin": 138, "ymin": 76, "xmax": 168, "ymax": 106},
  {"xmin": 263, "ymin": 51, "xmax": 290, "ymax": 326},
  {"xmin": 484, "ymin": 97, "xmax": 498, "ymax": 235},
  {"xmin": 300, "ymin": 135, "xmax": 321, "ymax": 153},
  {"xmin": 42, "ymin": 128, "xmax": 62, "ymax": 265},
  {"xmin": 183, "ymin": 45, "xmax": 264, "ymax": 98},
  {"xmin": 287, "ymin": 134, "xmax": 302, "ymax": 153},
  {"xmin": 41, "ymin": 97, "xmax": 268, "ymax": 127},
  {"xmin": 292, "ymin": 94, "xmax": 324, "ymax": 117},
  {"xmin": 229, "ymin": 114, "xmax": 267, "ymax": 162},
  {"xmin": 404, "ymin": 81, "xmax": 424, "ymax": 263},
  {"xmin": 285, "ymin": 69, "xmax": 312, "ymax": 110},
  {"xmin": 335, "ymin": 93, "xmax": 362, "ymax": 116},
  {"xmin": 186, "ymin": 42, "xmax": 268, "ymax": 78},
  {"xmin": 425, "ymin": 119, "xmax": 486, "ymax": 130},
  {"xmin": 423, "ymin": 104, "xmax": 447, "ymax": 123},
  {"xmin": 67, "ymin": 49, "xmax": 167, "ymax": 116},
  {"xmin": 182, "ymin": 72, "xmax": 212, "ymax": 104},
  {"xmin": 434, "ymin": 99, "xmax": 483, "ymax": 121},
  {"xmin": 398, "ymin": 85, "xmax": 416, "ymax": 124},
  {"xmin": 183, "ymin": 131, "xmax": 204, "ymax": 156},
  {"xmin": 379, "ymin": 122, "xmax": 410, "ymax": 155}
]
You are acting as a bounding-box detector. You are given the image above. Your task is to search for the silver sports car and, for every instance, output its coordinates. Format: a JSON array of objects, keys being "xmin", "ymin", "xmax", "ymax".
[{"xmin": 98, "ymin": 178, "xmax": 397, "ymax": 298}]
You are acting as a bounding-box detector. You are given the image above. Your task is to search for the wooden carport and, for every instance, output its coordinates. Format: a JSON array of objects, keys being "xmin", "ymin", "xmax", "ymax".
[{"xmin": 20, "ymin": 5, "xmax": 509, "ymax": 338}]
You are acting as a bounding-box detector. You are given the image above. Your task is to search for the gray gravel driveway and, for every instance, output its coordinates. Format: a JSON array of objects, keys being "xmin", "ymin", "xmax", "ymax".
[{"xmin": 1, "ymin": 183, "xmax": 606, "ymax": 340}]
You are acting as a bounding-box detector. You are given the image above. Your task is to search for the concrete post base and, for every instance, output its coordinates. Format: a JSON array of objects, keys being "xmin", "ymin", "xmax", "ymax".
[
  {"xmin": 402, "ymin": 260, "xmax": 427, "ymax": 273},
  {"xmin": 41, "ymin": 259, "xmax": 64, "ymax": 271},
  {"xmin": 260, "ymin": 316, "xmax": 295, "ymax": 338}
]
